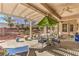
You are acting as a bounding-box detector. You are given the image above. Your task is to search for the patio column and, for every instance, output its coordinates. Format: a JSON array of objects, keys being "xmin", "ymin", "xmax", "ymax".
[
  {"xmin": 44, "ymin": 26, "xmax": 47, "ymax": 36},
  {"xmin": 29, "ymin": 21, "xmax": 32, "ymax": 39},
  {"xmin": 68, "ymin": 22, "xmax": 70, "ymax": 40}
]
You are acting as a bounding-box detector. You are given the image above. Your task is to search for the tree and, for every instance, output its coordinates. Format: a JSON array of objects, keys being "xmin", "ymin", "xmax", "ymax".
[
  {"xmin": 4, "ymin": 16, "xmax": 14, "ymax": 28},
  {"xmin": 16, "ymin": 24, "xmax": 20, "ymax": 33}
]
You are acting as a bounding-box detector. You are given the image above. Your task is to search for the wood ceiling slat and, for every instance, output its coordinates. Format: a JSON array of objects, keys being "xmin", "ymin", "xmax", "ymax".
[
  {"xmin": 20, "ymin": 8, "xmax": 31, "ymax": 17},
  {"xmin": 11, "ymin": 4, "xmax": 18, "ymax": 15},
  {"xmin": 2, "ymin": 4, "xmax": 18, "ymax": 15},
  {"xmin": 19, "ymin": 8, "xmax": 27, "ymax": 15},
  {"xmin": 27, "ymin": 12, "xmax": 39, "ymax": 18},
  {"xmin": 23, "ymin": 11, "xmax": 35, "ymax": 17}
]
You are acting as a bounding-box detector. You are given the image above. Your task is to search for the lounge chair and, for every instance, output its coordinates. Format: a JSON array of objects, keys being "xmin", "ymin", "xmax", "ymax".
[
  {"xmin": 38, "ymin": 37, "xmax": 47, "ymax": 48},
  {"xmin": 6, "ymin": 45, "xmax": 29, "ymax": 56}
]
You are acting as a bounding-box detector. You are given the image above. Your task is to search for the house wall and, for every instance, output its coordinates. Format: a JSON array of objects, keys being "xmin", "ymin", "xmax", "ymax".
[{"xmin": 59, "ymin": 19, "xmax": 78, "ymax": 35}]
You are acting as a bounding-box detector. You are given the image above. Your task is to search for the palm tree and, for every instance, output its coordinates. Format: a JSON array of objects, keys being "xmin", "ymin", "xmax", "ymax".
[
  {"xmin": 4, "ymin": 16, "xmax": 14, "ymax": 28},
  {"xmin": 16, "ymin": 24, "xmax": 20, "ymax": 33},
  {"xmin": 24, "ymin": 19, "xmax": 29, "ymax": 34}
]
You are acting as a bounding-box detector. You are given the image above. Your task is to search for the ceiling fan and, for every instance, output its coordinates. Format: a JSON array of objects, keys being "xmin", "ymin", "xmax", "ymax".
[{"xmin": 60, "ymin": 6, "xmax": 73, "ymax": 15}]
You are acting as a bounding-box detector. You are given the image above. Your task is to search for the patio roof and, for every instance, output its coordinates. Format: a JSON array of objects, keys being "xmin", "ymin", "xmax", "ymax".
[{"xmin": 0, "ymin": 3, "xmax": 79, "ymax": 21}]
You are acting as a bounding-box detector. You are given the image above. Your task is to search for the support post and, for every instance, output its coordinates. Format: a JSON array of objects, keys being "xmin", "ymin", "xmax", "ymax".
[{"xmin": 29, "ymin": 21, "xmax": 32, "ymax": 40}]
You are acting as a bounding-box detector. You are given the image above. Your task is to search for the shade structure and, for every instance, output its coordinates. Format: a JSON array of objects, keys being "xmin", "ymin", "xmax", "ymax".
[{"xmin": 37, "ymin": 16, "xmax": 58, "ymax": 27}]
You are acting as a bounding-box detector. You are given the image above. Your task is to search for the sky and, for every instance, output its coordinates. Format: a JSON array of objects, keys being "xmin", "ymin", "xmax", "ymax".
[
  {"xmin": 11, "ymin": 16, "xmax": 29, "ymax": 25},
  {"xmin": 0, "ymin": 14, "xmax": 8, "ymax": 23},
  {"xmin": 0, "ymin": 14, "xmax": 29, "ymax": 24},
  {"xmin": 0, "ymin": 14, "xmax": 29, "ymax": 28},
  {"xmin": 0, "ymin": 14, "xmax": 37, "ymax": 27}
]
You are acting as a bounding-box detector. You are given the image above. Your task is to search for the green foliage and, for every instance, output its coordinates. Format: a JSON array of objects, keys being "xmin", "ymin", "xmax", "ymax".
[
  {"xmin": 4, "ymin": 16, "xmax": 14, "ymax": 27},
  {"xmin": 9, "ymin": 23, "xmax": 14, "ymax": 27}
]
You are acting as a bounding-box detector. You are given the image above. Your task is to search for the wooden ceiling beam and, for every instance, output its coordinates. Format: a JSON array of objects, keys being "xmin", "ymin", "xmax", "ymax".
[
  {"xmin": 41, "ymin": 3, "xmax": 61, "ymax": 19},
  {"xmin": 21, "ymin": 3, "xmax": 52, "ymax": 17}
]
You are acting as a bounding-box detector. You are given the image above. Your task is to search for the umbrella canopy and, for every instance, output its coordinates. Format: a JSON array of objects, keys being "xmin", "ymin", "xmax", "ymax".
[{"xmin": 37, "ymin": 16, "xmax": 58, "ymax": 27}]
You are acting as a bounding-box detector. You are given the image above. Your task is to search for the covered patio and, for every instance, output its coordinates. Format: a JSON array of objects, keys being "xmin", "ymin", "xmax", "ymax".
[{"xmin": 0, "ymin": 3, "xmax": 79, "ymax": 56}]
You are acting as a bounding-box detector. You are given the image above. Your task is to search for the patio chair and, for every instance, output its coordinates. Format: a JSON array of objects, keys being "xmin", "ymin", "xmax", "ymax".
[
  {"xmin": 6, "ymin": 45, "xmax": 29, "ymax": 56},
  {"xmin": 51, "ymin": 38, "xmax": 60, "ymax": 46},
  {"xmin": 52, "ymin": 38, "xmax": 60, "ymax": 43},
  {"xmin": 38, "ymin": 37, "xmax": 47, "ymax": 48}
]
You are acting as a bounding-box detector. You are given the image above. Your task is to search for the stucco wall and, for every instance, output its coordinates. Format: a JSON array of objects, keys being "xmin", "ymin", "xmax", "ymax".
[{"xmin": 59, "ymin": 19, "xmax": 78, "ymax": 35}]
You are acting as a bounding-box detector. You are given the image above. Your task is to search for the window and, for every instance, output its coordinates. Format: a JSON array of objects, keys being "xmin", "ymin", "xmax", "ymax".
[
  {"xmin": 62, "ymin": 24, "xmax": 67, "ymax": 32},
  {"xmin": 70, "ymin": 24, "xmax": 73, "ymax": 32}
]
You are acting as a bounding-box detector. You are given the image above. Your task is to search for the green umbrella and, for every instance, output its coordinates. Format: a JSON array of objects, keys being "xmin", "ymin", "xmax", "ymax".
[
  {"xmin": 37, "ymin": 16, "xmax": 58, "ymax": 27},
  {"xmin": 37, "ymin": 16, "xmax": 59, "ymax": 45}
]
